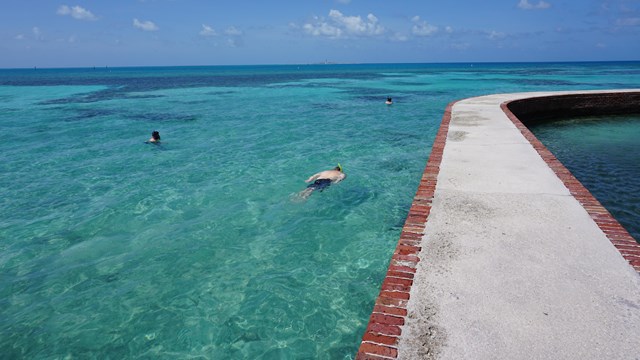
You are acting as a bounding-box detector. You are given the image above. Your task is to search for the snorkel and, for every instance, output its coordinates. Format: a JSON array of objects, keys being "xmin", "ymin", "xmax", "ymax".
[{"xmin": 337, "ymin": 163, "xmax": 343, "ymax": 172}]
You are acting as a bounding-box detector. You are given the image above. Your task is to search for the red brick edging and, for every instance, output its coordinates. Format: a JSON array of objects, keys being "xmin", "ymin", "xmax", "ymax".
[
  {"xmin": 355, "ymin": 102, "xmax": 455, "ymax": 359},
  {"xmin": 501, "ymin": 100, "xmax": 640, "ymax": 272},
  {"xmin": 356, "ymin": 94, "xmax": 640, "ymax": 359}
]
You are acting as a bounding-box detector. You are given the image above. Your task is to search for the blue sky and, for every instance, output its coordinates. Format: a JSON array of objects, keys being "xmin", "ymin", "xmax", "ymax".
[{"xmin": 1, "ymin": 0, "xmax": 639, "ymax": 68}]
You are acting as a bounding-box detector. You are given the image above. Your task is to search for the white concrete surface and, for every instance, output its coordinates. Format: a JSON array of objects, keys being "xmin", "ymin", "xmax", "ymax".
[{"xmin": 398, "ymin": 91, "xmax": 640, "ymax": 360}]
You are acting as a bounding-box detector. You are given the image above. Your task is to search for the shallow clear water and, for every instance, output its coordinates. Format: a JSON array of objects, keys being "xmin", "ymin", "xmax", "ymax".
[
  {"xmin": 529, "ymin": 115, "xmax": 640, "ymax": 243},
  {"xmin": 1, "ymin": 62, "xmax": 639, "ymax": 358}
]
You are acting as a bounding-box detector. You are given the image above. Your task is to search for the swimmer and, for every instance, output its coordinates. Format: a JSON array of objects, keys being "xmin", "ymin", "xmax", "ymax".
[
  {"xmin": 147, "ymin": 131, "xmax": 161, "ymax": 143},
  {"xmin": 386, "ymin": 97, "xmax": 393, "ymax": 105},
  {"xmin": 299, "ymin": 164, "xmax": 346, "ymax": 199}
]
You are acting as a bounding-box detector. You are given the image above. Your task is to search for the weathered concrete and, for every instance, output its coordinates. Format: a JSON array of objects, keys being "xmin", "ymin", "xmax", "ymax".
[
  {"xmin": 357, "ymin": 90, "xmax": 640, "ymax": 359},
  {"xmin": 389, "ymin": 91, "xmax": 640, "ymax": 359}
]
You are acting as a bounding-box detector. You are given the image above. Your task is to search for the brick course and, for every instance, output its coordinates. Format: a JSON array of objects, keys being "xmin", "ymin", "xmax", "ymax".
[
  {"xmin": 356, "ymin": 103, "xmax": 454, "ymax": 359},
  {"xmin": 501, "ymin": 94, "xmax": 640, "ymax": 273},
  {"xmin": 357, "ymin": 92, "xmax": 639, "ymax": 359}
]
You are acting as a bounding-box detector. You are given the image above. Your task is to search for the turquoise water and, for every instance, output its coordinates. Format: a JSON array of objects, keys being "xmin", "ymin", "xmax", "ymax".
[
  {"xmin": 529, "ymin": 115, "xmax": 640, "ymax": 243},
  {"xmin": 1, "ymin": 62, "xmax": 639, "ymax": 358}
]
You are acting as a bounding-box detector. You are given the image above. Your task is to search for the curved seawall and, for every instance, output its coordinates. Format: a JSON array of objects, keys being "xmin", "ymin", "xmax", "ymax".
[{"xmin": 357, "ymin": 90, "xmax": 640, "ymax": 359}]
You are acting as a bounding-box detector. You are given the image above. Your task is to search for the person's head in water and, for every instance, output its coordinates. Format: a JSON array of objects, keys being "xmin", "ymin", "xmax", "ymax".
[
  {"xmin": 335, "ymin": 164, "xmax": 343, "ymax": 172},
  {"xmin": 150, "ymin": 131, "xmax": 160, "ymax": 142}
]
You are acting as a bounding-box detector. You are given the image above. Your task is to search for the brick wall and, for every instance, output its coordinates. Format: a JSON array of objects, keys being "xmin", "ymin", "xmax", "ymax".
[
  {"xmin": 502, "ymin": 94, "xmax": 640, "ymax": 272},
  {"xmin": 356, "ymin": 103, "xmax": 454, "ymax": 359},
  {"xmin": 356, "ymin": 92, "xmax": 639, "ymax": 359}
]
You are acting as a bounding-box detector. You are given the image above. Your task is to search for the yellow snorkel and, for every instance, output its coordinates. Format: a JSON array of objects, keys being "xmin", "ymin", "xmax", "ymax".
[{"xmin": 337, "ymin": 163, "xmax": 343, "ymax": 172}]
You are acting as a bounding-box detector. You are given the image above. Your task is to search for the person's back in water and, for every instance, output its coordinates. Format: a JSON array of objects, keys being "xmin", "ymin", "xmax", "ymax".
[{"xmin": 299, "ymin": 164, "xmax": 346, "ymax": 199}]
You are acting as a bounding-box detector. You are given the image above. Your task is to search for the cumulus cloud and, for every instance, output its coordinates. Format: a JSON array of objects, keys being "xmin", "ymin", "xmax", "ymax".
[
  {"xmin": 57, "ymin": 5, "xmax": 97, "ymax": 21},
  {"xmin": 227, "ymin": 38, "xmax": 239, "ymax": 47},
  {"xmin": 411, "ymin": 16, "xmax": 438, "ymax": 36},
  {"xmin": 333, "ymin": 10, "xmax": 384, "ymax": 35},
  {"xmin": 303, "ymin": 20, "xmax": 342, "ymax": 37},
  {"xmin": 133, "ymin": 18, "xmax": 159, "ymax": 31},
  {"xmin": 224, "ymin": 26, "xmax": 243, "ymax": 36},
  {"xmin": 518, "ymin": 0, "xmax": 551, "ymax": 10},
  {"xmin": 217, "ymin": 26, "xmax": 243, "ymax": 47},
  {"xmin": 200, "ymin": 24, "xmax": 217, "ymax": 36},
  {"xmin": 390, "ymin": 32, "xmax": 409, "ymax": 42},
  {"xmin": 488, "ymin": 30, "xmax": 506, "ymax": 40},
  {"xmin": 303, "ymin": 9, "xmax": 385, "ymax": 38}
]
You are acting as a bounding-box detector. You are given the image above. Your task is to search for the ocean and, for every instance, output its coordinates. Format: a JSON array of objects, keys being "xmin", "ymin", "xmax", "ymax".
[
  {"xmin": 528, "ymin": 114, "xmax": 640, "ymax": 243},
  {"xmin": 1, "ymin": 62, "xmax": 638, "ymax": 358}
]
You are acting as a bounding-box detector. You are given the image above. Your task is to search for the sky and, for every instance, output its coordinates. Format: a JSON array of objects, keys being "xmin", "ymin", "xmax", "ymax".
[{"xmin": 1, "ymin": 0, "xmax": 639, "ymax": 68}]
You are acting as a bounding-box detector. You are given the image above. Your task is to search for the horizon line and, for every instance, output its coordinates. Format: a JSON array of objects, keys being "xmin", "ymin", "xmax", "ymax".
[{"xmin": 2, "ymin": 59, "xmax": 639, "ymax": 71}]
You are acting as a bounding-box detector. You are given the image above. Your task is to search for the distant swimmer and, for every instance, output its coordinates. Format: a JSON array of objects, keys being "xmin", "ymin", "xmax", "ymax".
[
  {"xmin": 147, "ymin": 131, "xmax": 161, "ymax": 143},
  {"xmin": 299, "ymin": 164, "xmax": 346, "ymax": 199},
  {"xmin": 386, "ymin": 97, "xmax": 393, "ymax": 105}
]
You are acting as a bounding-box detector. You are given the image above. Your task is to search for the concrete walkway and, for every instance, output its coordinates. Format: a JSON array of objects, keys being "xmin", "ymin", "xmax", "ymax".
[{"xmin": 357, "ymin": 91, "xmax": 640, "ymax": 359}]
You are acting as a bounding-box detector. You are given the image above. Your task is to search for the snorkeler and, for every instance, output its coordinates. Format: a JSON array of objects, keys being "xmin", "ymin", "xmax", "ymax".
[
  {"xmin": 148, "ymin": 131, "xmax": 161, "ymax": 143},
  {"xmin": 299, "ymin": 164, "xmax": 346, "ymax": 199},
  {"xmin": 386, "ymin": 97, "xmax": 393, "ymax": 105}
]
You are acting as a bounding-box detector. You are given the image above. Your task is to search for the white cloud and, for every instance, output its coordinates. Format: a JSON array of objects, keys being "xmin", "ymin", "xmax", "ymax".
[
  {"xmin": 412, "ymin": 16, "xmax": 438, "ymax": 36},
  {"xmin": 334, "ymin": 10, "xmax": 385, "ymax": 35},
  {"xmin": 488, "ymin": 30, "xmax": 506, "ymax": 40},
  {"xmin": 32, "ymin": 26, "xmax": 43, "ymax": 40},
  {"xmin": 200, "ymin": 24, "xmax": 217, "ymax": 36},
  {"xmin": 133, "ymin": 18, "xmax": 159, "ymax": 31},
  {"xmin": 57, "ymin": 5, "xmax": 97, "ymax": 21},
  {"xmin": 303, "ymin": 9, "xmax": 385, "ymax": 39},
  {"xmin": 390, "ymin": 32, "xmax": 409, "ymax": 42},
  {"xmin": 518, "ymin": 0, "xmax": 551, "ymax": 10},
  {"xmin": 224, "ymin": 26, "xmax": 243, "ymax": 36},
  {"xmin": 15, "ymin": 34, "xmax": 25, "ymax": 40},
  {"xmin": 303, "ymin": 20, "xmax": 342, "ymax": 38}
]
